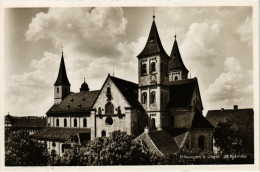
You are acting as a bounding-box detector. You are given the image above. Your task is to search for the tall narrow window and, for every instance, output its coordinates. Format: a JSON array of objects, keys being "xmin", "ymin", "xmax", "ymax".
[
  {"xmin": 83, "ymin": 118, "xmax": 87, "ymax": 127},
  {"xmin": 198, "ymin": 136, "xmax": 205, "ymax": 150},
  {"xmin": 64, "ymin": 118, "xmax": 67, "ymax": 127},
  {"xmin": 141, "ymin": 64, "xmax": 147, "ymax": 75},
  {"xmin": 98, "ymin": 107, "xmax": 102, "ymax": 115},
  {"xmin": 106, "ymin": 87, "xmax": 112, "ymax": 101},
  {"xmin": 151, "ymin": 118, "xmax": 156, "ymax": 129},
  {"xmin": 57, "ymin": 87, "xmax": 59, "ymax": 93},
  {"xmin": 150, "ymin": 62, "xmax": 156, "ymax": 73},
  {"xmin": 161, "ymin": 92, "xmax": 164, "ymax": 105},
  {"xmin": 105, "ymin": 102, "xmax": 114, "ymax": 115},
  {"xmin": 56, "ymin": 119, "xmax": 59, "ymax": 127},
  {"xmin": 142, "ymin": 92, "xmax": 147, "ymax": 104},
  {"xmin": 151, "ymin": 91, "xmax": 156, "ymax": 104},
  {"xmin": 101, "ymin": 130, "xmax": 106, "ymax": 137},
  {"xmin": 74, "ymin": 118, "xmax": 77, "ymax": 127}
]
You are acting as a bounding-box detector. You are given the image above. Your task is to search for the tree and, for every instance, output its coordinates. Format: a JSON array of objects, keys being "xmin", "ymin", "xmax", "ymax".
[
  {"xmin": 214, "ymin": 121, "xmax": 243, "ymax": 154},
  {"xmin": 5, "ymin": 130, "xmax": 49, "ymax": 166},
  {"xmin": 52, "ymin": 130, "xmax": 159, "ymax": 165}
]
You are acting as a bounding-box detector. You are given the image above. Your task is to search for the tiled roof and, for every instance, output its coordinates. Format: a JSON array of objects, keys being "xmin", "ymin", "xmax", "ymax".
[
  {"xmin": 191, "ymin": 110, "xmax": 215, "ymax": 129},
  {"xmin": 31, "ymin": 127, "xmax": 91, "ymax": 141},
  {"xmin": 206, "ymin": 108, "xmax": 254, "ymax": 128},
  {"xmin": 168, "ymin": 78, "xmax": 197, "ymax": 108},
  {"xmin": 47, "ymin": 90, "xmax": 100, "ymax": 114},
  {"xmin": 110, "ymin": 76, "xmax": 142, "ymax": 108},
  {"xmin": 137, "ymin": 20, "xmax": 169, "ymax": 58},
  {"xmin": 54, "ymin": 53, "xmax": 70, "ymax": 86},
  {"xmin": 135, "ymin": 130, "xmax": 181, "ymax": 156},
  {"xmin": 6, "ymin": 116, "xmax": 46, "ymax": 128},
  {"xmin": 169, "ymin": 38, "xmax": 188, "ymax": 73}
]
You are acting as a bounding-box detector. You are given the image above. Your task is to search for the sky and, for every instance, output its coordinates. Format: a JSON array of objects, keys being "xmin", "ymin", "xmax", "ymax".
[{"xmin": 4, "ymin": 7, "xmax": 253, "ymax": 116}]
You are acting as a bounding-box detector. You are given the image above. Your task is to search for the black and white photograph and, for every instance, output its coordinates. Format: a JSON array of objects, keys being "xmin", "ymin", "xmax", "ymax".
[{"xmin": 2, "ymin": 2, "xmax": 259, "ymax": 169}]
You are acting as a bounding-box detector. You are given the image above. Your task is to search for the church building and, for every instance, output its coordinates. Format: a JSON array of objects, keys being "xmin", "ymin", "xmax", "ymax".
[{"xmin": 33, "ymin": 15, "xmax": 214, "ymax": 157}]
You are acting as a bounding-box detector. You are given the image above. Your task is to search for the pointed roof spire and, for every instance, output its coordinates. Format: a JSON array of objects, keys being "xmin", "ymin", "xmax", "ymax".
[
  {"xmin": 54, "ymin": 50, "xmax": 71, "ymax": 86},
  {"xmin": 168, "ymin": 35, "xmax": 189, "ymax": 73},
  {"xmin": 137, "ymin": 12, "xmax": 169, "ymax": 58}
]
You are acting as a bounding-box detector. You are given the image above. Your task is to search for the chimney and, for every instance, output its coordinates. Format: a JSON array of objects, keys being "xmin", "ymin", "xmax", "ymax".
[
  {"xmin": 221, "ymin": 108, "xmax": 224, "ymax": 111},
  {"xmin": 234, "ymin": 105, "xmax": 238, "ymax": 110}
]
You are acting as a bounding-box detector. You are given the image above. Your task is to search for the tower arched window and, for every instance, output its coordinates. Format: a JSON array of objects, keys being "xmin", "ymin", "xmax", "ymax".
[
  {"xmin": 175, "ymin": 76, "xmax": 178, "ymax": 80},
  {"xmin": 57, "ymin": 87, "xmax": 59, "ymax": 93},
  {"xmin": 64, "ymin": 118, "xmax": 67, "ymax": 127},
  {"xmin": 74, "ymin": 118, "xmax": 77, "ymax": 127},
  {"xmin": 150, "ymin": 91, "xmax": 156, "ymax": 104},
  {"xmin": 105, "ymin": 102, "xmax": 114, "ymax": 115},
  {"xmin": 150, "ymin": 62, "xmax": 156, "ymax": 73},
  {"xmin": 56, "ymin": 119, "xmax": 59, "ymax": 127},
  {"xmin": 83, "ymin": 118, "xmax": 87, "ymax": 127},
  {"xmin": 141, "ymin": 64, "xmax": 147, "ymax": 75},
  {"xmin": 142, "ymin": 92, "xmax": 147, "ymax": 104}
]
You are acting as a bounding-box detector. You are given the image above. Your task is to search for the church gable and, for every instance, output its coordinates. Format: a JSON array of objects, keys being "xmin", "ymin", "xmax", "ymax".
[{"xmin": 92, "ymin": 75, "xmax": 137, "ymax": 115}]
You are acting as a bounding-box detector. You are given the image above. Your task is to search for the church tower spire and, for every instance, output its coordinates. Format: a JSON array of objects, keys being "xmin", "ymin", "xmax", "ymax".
[
  {"xmin": 137, "ymin": 13, "xmax": 170, "ymax": 131},
  {"xmin": 54, "ymin": 50, "xmax": 71, "ymax": 104},
  {"xmin": 168, "ymin": 34, "xmax": 189, "ymax": 81}
]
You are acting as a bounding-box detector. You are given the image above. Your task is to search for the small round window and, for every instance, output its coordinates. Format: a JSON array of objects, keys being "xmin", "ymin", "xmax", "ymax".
[{"xmin": 105, "ymin": 117, "xmax": 113, "ymax": 125}]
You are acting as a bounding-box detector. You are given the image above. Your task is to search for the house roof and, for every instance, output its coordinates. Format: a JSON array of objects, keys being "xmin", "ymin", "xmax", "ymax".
[
  {"xmin": 135, "ymin": 130, "xmax": 184, "ymax": 156},
  {"xmin": 191, "ymin": 110, "xmax": 215, "ymax": 129},
  {"xmin": 137, "ymin": 19, "xmax": 169, "ymax": 58},
  {"xmin": 169, "ymin": 37, "xmax": 189, "ymax": 73},
  {"xmin": 110, "ymin": 76, "xmax": 142, "ymax": 108},
  {"xmin": 31, "ymin": 127, "xmax": 91, "ymax": 141},
  {"xmin": 5, "ymin": 116, "xmax": 46, "ymax": 128},
  {"xmin": 206, "ymin": 108, "xmax": 254, "ymax": 128},
  {"xmin": 47, "ymin": 90, "xmax": 100, "ymax": 114},
  {"xmin": 54, "ymin": 52, "xmax": 70, "ymax": 86},
  {"xmin": 168, "ymin": 78, "xmax": 197, "ymax": 108}
]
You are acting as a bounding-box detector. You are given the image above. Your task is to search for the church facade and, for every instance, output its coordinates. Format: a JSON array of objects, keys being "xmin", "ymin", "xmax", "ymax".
[{"xmin": 33, "ymin": 16, "xmax": 214, "ymax": 157}]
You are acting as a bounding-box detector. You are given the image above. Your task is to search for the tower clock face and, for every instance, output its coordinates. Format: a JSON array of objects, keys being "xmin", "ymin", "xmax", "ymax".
[{"xmin": 150, "ymin": 74, "xmax": 157, "ymax": 82}]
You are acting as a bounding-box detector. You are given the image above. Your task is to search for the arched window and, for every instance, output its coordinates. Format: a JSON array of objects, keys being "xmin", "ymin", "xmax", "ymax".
[
  {"xmin": 198, "ymin": 136, "xmax": 205, "ymax": 150},
  {"xmin": 74, "ymin": 118, "xmax": 77, "ymax": 127},
  {"xmin": 64, "ymin": 118, "xmax": 67, "ymax": 127},
  {"xmin": 101, "ymin": 130, "xmax": 106, "ymax": 137},
  {"xmin": 98, "ymin": 107, "xmax": 102, "ymax": 115},
  {"xmin": 83, "ymin": 118, "xmax": 87, "ymax": 127},
  {"xmin": 175, "ymin": 76, "xmax": 178, "ymax": 80},
  {"xmin": 141, "ymin": 64, "xmax": 147, "ymax": 75},
  {"xmin": 142, "ymin": 92, "xmax": 147, "ymax": 104},
  {"xmin": 56, "ymin": 119, "xmax": 59, "ymax": 127},
  {"xmin": 105, "ymin": 102, "xmax": 114, "ymax": 115},
  {"xmin": 51, "ymin": 150, "xmax": 57, "ymax": 157},
  {"xmin": 170, "ymin": 116, "xmax": 174, "ymax": 127},
  {"xmin": 151, "ymin": 118, "xmax": 156, "ymax": 129},
  {"xmin": 150, "ymin": 62, "xmax": 156, "ymax": 73},
  {"xmin": 151, "ymin": 91, "xmax": 156, "ymax": 104},
  {"xmin": 57, "ymin": 87, "xmax": 59, "ymax": 93},
  {"xmin": 117, "ymin": 106, "xmax": 121, "ymax": 115}
]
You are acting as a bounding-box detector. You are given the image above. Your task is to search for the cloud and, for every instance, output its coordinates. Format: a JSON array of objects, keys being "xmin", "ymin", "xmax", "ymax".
[
  {"xmin": 205, "ymin": 57, "xmax": 253, "ymax": 108},
  {"xmin": 236, "ymin": 16, "xmax": 252, "ymax": 47},
  {"xmin": 26, "ymin": 7, "xmax": 128, "ymax": 58},
  {"xmin": 5, "ymin": 52, "xmax": 59, "ymax": 115}
]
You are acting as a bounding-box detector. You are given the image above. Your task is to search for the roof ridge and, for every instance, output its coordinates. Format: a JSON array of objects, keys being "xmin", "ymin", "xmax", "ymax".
[{"xmin": 110, "ymin": 76, "xmax": 137, "ymax": 86}]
